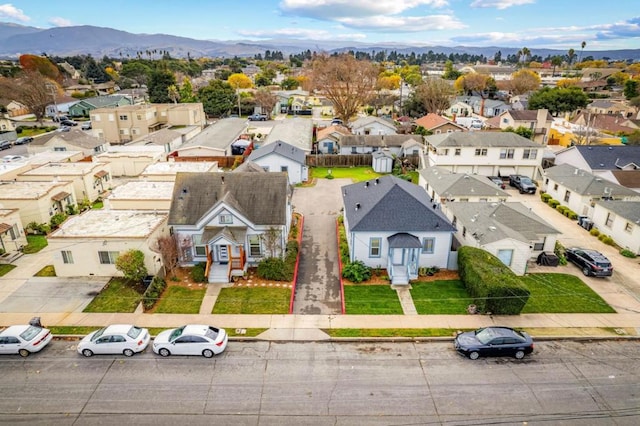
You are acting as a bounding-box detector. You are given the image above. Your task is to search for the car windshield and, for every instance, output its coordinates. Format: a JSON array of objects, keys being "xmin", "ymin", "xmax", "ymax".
[
  {"xmin": 474, "ymin": 328, "xmax": 498, "ymax": 345},
  {"xmin": 127, "ymin": 326, "xmax": 143, "ymax": 339},
  {"xmin": 91, "ymin": 327, "xmax": 107, "ymax": 342},
  {"xmin": 169, "ymin": 326, "xmax": 185, "ymax": 341},
  {"xmin": 19, "ymin": 326, "xmax": 42, "ymax": 341},
  {"xmin": 205, "ymin": 327, "xmax": 219, "ymax": 340},
  {"xmin": 521, "ymin": 178, "xmax": 533, "ymax": 184}
]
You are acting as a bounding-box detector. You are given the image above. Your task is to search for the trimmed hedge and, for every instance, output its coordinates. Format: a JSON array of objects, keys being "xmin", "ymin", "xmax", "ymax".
[
  {"xmin": 256, "ymin": 240, "xmax": 299, "ymax": 281},
  {"xmin": 540, "ymin": 193, "xmax": 552, "ymax": 203},
  {"xmin": 142, "ymin": 277, "xmax": 167, "ymax": 310},
  {"xmin": 548, "ymin": 199, "xmax": 560, "ymax": 208},
  {"xmin": 457, "ymin": 246, "xmax": 530, "ymax": 315}
]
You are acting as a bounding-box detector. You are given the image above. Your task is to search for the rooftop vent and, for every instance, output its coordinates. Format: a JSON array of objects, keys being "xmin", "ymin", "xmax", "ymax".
[
  {"xmin": 489, "ymin": 226, "xmax": 497, "ymax": 231},
  {"xmin": 355, "ymin": 203, "xmax": 361, "ymax": 211},
  {"xmin": 365, "ymin": 181, "xmax": 369, "ymax": 188}
]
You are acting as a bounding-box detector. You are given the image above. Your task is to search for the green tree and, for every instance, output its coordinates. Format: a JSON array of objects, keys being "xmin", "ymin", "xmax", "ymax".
[
  {"xmin": 503, "ymin": 126, "xmax": 533, "ymax": 139},
  {"xmin": 442, "ymin": 60, "xmax": 461, "ymax": 80},
  {"xmin": 197, "ymin": 79, "xmax": 236, "ymax": 116},
  {"xmin": 120, "ymin": 61, "xmax": 152, "ymax": 86},
  {"xmin": 623, "ymin": 79, "xmax": 639, "ymax": 100},
  {"xmin": 178, "ymin": 77, "xmax": 196, "ymax": 103},
  {"xmin": 148, "ymin": 70, "xmax": 176, "ymax": 103},
  {"xmin": 550, "ymin": 56, "xmax": 563, "ymax": 77},
  {"xmin": 115, "ymin": 249, "xmax": 148, "ymax": 283},
  {"xmin": 528, "ymin": 86, "xmax": 590, "ymax": 116},
  {"xmin": 84, "ymin": 56, "xmax": 110, "ymax": 83},
  {"xmin": 280, "ymin": 77, "xmax": 299, "ymax": 90}
]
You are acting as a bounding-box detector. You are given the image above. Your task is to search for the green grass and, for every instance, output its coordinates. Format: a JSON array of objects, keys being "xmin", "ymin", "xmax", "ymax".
[
  {"xmin": 310, "ymin": 167, "xmax": 384, "ymax": 182},
  {"xmin": 325, "ymin": 328, "xmax": 463, "ymax": 338},
  {"xmin": 411, "ymin": 280, "xmax": 475, "ymax": 314},
  {"xmin": 23, "ymin": 235, "xmax": 48, "ymax": 254},
  {"xmin": 17, "ymin": 127, "xmax": 51, "ymax": 136},
  {"xmin": 521, "ymin": 273, "xmax": 615, "ymax": 313},
  {"xmin": 83, "ymin": 278, "xmax": 143, "ymax": 313},
  {"xmin": 344, "ymin": 285, "xmax": 403, "ymax": 314},
  {"xmin": 34, "ymin": 265, "xmax": 56, "ymax": 277},
  {"xmin": 91, "ymin": 200, "xmax": 104, "ymax": 209},
  {"xmin": 48, "ymin": 326, "xmax": 101, "ymax": 335},
  {"xmin": 0, "ymin": 264, "xmax": 17, "ymax": 276},
  {"xmin": 154, "ymin": 286, "xmax": 206, "ymax": 314},
  {"xmin": 407, "ymin": 170, "xmax": 419, "ymax": 184},
  {"xmin": 213, "ymin": 287, "xmax": 291, "ymax": 314}
]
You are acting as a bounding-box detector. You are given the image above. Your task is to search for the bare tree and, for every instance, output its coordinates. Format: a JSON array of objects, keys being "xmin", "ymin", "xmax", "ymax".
[
  {"xmin": 253, "ymin": 88, "xmax": 278, "ymax": 116},
  {"xmin": 157, "ymin": 235, "xmax": 180, "ymax": 276},
  {"xmin": 260, "ymin": 227, "xmax": 282, "ymax": 258},
  {"xmin": 414, "ymin": 78, "xmax": 454, "ymax": 114},
  {"xmin": 307, "ymin": 54, "xmax": 378, "ymax": 123},
  {"xmin": 0, "ymin": 71, "xmax": 57, "ymax": 124}
]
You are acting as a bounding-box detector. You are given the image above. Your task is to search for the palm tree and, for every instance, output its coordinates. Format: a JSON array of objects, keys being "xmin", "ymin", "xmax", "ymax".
[
  {"xmin": 578, "ymin": 41, "xmax": 586, "ymax": 64},
  {"xmin": 522, "ymin": 47, "xmax": 530, "ymax": 64},
  {"xmin": 551, "ymin": 56, "xmax": 563, "ymax": 77},
  {"xmin": 567, "ymin": 48, "xmax": 576, "ymax": 69}
]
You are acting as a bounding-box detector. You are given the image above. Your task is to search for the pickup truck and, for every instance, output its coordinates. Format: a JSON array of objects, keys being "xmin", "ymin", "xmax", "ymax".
[
  {"xmin": 509, "ymin": 175, "xmax": 537, "ymax": 194},
  {"xmin": 248, "ymin": 113, "xmax": 268, "ymax": 121}
]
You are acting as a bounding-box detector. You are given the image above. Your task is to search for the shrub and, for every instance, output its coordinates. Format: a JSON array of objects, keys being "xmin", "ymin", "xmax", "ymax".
[
  {"xmin": 567, "ymin": 210, "xmax": 578, "ymax": 220},
  {"xmin": 554, "ymin": 241, "xmax": 568, "ymax": 265},
  {"xmin": 590, "ymin": 228, "xmax": 600, "ymax": 237},
  {"xmin": 457, "ymin": 246, "xmax": 530, "ymax": 315},
  {"xmin": 342, "ymin": 260, "xmax": 372, "ymax": 283},
  {"xmin": 548, "ymin": 199, "xmax": 560, "ymax": 208},
  {"xmin": 540, "ymin": 193, "xmax": 552, "ymax": 203},
  {"xmin": 556, "ymin": 205, "xmax": 568, "ymax": 214},
  {"xmin": 191, "ymin": 263, "xmax": 206, "ymax": 282},
  {"xmin": 325, "ymin": 174, "xmax": 334, "ymax": 179},
  {"xmin": 601, "ymin": 235, "xmax": 615, "ymax": 245},
  {"xmin": 597, "ymin": 233, "xmax": 606, "ymax": 241},
  {"xmin": 257, "ymin": 257, "xmax": 289, "ymax": 281},
  {"xmin": 50, "ymin": 213, "xmax": 67, "ymax": 228},
  {"xmin": 142, "ymin": 277, "xmax": 167, "ymax": 310},
  {"xmin": 620, "ymin": 249, "xmax": 637, "ymax": 258}
]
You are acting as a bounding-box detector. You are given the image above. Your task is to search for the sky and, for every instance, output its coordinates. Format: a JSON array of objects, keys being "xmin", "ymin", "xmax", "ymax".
[{"xmin": 1, "ymin": 0, "xmax": 639, "ymax": 50}]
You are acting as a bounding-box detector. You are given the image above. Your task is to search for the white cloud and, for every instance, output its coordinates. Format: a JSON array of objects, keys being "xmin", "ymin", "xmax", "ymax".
[
  {"xmin": 237, "ymin": 27, "xmax": 367, "ymax": 41},
  {"xmin": 338, "ymin": 14, "xmax": 466, "ymax": 32},
  {"xmin": 280, "ymin": 0, "xmax": 449, "ymax": 20},
  {"xmin": 0, "ymin": 3, "xmax": 30, "ymax": 22},
  {"xmin": 470, "ymin": 0, "xmax": 535, "ymax": 10},
  {"xmin": 49, "ymin": 17, "xmax": 72, "ymax": 27}
]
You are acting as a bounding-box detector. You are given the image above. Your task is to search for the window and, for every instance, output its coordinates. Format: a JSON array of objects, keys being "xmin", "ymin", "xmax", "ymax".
[
  {"xmin": 499, "ymin": 148, "xmax": 514, "ymax": 159},
  {"xmin": 497, "ymin": 249, "xmax": 514, "ymax": 266},
  {"xmin": 119, "ymin": 115, "xmax": 128, "ymax": 121},
  {"xmin": 454, "ymin": 148, "xmax": 461, "ymax": 156},
  {"xmin": 625, "ymin": 222, "xmax": 633, "ymax": 233},
  {"xmin": 502, "ymin": 118, "xmax": 509, "ymax": 124},
  {"xmin": 369, "ymin": 238, "xmax": 381, "ymax": 257},
  {"xmin": 351, "ymin": 147, "xmax": 357, "ymax": 154},
  {"xmin": 98, "ymin": 251, "xmax": 119, "ymax": 264},
  {"xmin": 192, "ymin": 235, "xmax": 206, "ymax": 257},
  {"xmin": 422, "ymin": 238, "xmax": 435, "ymax": 254},
  {"xmin": 61, "ymin": 250, "xmax": 74, "ymax": 264},
  {"xmin": 281, "ymin": 166, "xmax": 288, "ymax": 172},
  {"xmin": 533, "ymin": 242, "xmax": 544, "ymax": 251},
  {"xmin": 249, "ymin": 235, "xmax": 262, "ymax": 257},
  {"xmin": 553, "ymin": 183, "xmax": 558, "ymax": 191},
  {"xmin": 53, "ymin": 147, "xmax": 67, "ymax": 152},
  {"xmin": 523, "ymin": 149, "xmax": 538, "ymax": 159},
  {"xmin": 564, "ymin": 190, "xmax": 571, "ymax": 202},
  {"xmin": 605, "ymin": 212, "xmax": 615, "ymax": 228},
  {"xmin": 438, "ymin": 148, "xmax": 449, "ymax": 155},
  {"xmin": 474, "ymin": 148, "xmax": 487, "ymax": 156},
  {"xmin": 219, "ymin": 214, "xmax": 232, "ymax": 224},
  {"xmin": 462, "ymin": 226, "xmax": 466, "ymax": 237}
]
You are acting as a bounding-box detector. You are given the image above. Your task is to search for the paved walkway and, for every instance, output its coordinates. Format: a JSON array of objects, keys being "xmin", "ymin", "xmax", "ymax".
[{"xmin": 394, "ymin": 286, "xmax": 418, "ymax": 315}]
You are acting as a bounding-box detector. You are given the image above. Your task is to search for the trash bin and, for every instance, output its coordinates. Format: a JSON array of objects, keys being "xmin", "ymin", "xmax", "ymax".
[{"xmin": 29, "ymin": 317, "xmax": 43, "ymax": 328}]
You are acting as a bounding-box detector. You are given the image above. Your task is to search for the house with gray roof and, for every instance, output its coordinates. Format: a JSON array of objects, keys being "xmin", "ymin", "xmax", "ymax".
[
  {"xmin": 173, "ymin": 118, "xmax": 247, "ymax": 157},
  {"xmin": 341, "ymin": 175, "xmax": 456, "ymax": 284},
  {"xmin": 591, "ymin": 201, "xmax": 640, "ymax": 255},
  {"xmin": 418, "ymin": 166, "xmax": 510, "ymax": 212},
  {"xmin": 128, "ymin": 128, "xmax": 184, "ymax": 153},
  {"xmin": 67, "ymin": 95, "xmax": 132, "ymax": 118},
  {"xmin": 425, "ymin": 132, "xmax": 543, "ymax": 179},
  {"xmin": 350, "ymin": 116, "xmax": 397, "ymax": 136},
  {"xmin": 339, "ymin": 134, "xmax": 423, "ymax": 156},
  {"xmin": 454, "ymin": 96, "xmax": 511, "ymax": 117},
  {"xmin": 26, "ymin": 128, "xmax": 109, "ymax": 157},
  {"xmin": 263, "ymin": 118, "xmax": 313, "ymax": 152},
  {"xmin": 542, "ymin": 163, "xmax": 640, "ymax": 218},
  {"xmin": 169, "ymin": 172, "xmax": 292, "ymax": 283},
  {"xmin": 445, "ymin": 202, "xmax": 559, "ymax": 275},
  {"xmin": 247, "ymin": 140, "xmax": 308, "ymax": 184}
]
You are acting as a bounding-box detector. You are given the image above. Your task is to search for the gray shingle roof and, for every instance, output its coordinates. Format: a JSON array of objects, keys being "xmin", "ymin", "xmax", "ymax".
[
  {"xmin": 342, "ymin": 175, "xmax": 455, "ymax": 232},
  {"xmin": 419, "ymin": 166, "xmax": 510, "ymax": 198},
  {"xmin": 544, "ymin": 164, "xmax": 639, "ymax": 197},
  {"xmin": 426, "ymin": 131, "xmax": 540, "ymax": 148},
  {"xmin": 168, "ymin": 172, "xmax": 289, "ymax": 226},
  {"xmin": 594, "ymin": 201, "xmax": 640, "ymax": 224},
  {"xmin": 179, "ymin": 118, "xmax": 247, "ymax": 151},
  {"xmin": 340, "ymin": 134, "xmax": 423, "ymax": 148},
  {"xmin": 447, "ymin": 202, "xmax": 559, "ymax": 245},
  {"xmin": 568, "ymin": 145, "xmax": 640, "ymax": 170},
  {"xmin": 30, "ymin": 128, "xmax": 105, "ymax": 149},
  {"xmin": 248, "ymin": 140, "xmax": 305, "ymax": 164},
  {"xmin": 263, "ymin": 118, "xmax": 313, "ymax": 151}
]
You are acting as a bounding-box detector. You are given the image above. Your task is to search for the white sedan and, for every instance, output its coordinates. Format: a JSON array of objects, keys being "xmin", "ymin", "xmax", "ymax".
[
  {"xmin": 77, "ymin": 324, "xmax": 150, "ymax": 357},
  {"xmin": 0, "ymin": 325, "xmax": 53, "ymax": 357},
  {"xmin": 153, "ymin": 325, "xmax": 228, "ymax": 358}
]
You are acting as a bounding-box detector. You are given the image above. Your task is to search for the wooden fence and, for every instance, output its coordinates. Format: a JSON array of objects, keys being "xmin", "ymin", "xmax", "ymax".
[
  {"xmin": 172, "ymin": 156, "xmax": 241, "ymax": 169},
  {"xmin": 305, "ymin": 154, "xmax": 420, "ymax": 168}
]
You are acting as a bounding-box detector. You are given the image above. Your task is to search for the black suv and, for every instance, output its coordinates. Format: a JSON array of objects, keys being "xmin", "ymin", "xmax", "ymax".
[{"xmin": 565, "ymin": 247, "xmax": 613, "ymax": 277}]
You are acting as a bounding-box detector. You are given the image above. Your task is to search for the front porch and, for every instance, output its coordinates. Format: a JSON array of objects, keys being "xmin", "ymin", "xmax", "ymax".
[
  {"xmin": 203, "ymin": 227, "xmax": 247, "ymax": 283},
  {"xmin": 386, "ymin": 233, "xmax": 420, "ymax": 285}
]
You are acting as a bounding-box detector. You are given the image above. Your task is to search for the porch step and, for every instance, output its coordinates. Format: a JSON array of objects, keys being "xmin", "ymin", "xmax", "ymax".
[
  {"xmin": 208, "ymin": 264, "xmax": 229, "ymax": 283},
  {"xmin": 391, "ymin": 275, "xmax": 409, "ymax": 285},
  {"xmin": 0, "ymin": 251, "xmax": 24, "ymax": 264}
]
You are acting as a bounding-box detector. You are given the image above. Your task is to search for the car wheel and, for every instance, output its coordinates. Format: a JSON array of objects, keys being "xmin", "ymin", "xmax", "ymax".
[
  {"xmin": 159, "ymin": 348, "xmax": 171, "ymax": 357},
  {"xmin": 123, "ymin": 348, "xmax": 135, "ymax": 357},
  {"xmin": 202, "ymin": 349, "xmax": 214, "ymax": 358},
  {"xmin": 514, "ymin": 350, "xmax": 525, "ymax": 359},
  {"xmin": 582, "ymin": 267, "xmax": 591, "ymax": 276},
  {"xmin": 18, "ymin": 349, "xmax": 30, "ymax": 357},
  {"xmin": 469, "ymin": 351, "xmax": 480, "ymax": 360},
  {"xmin": 82, "ymin": 349, "xmax": 94, "ymax": 357}
]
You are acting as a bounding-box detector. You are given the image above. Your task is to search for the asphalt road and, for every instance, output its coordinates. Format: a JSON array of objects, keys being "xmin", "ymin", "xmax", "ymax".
[{"xmin": 1, "ymin": 340, "xmax": 638, "ymax": 425}]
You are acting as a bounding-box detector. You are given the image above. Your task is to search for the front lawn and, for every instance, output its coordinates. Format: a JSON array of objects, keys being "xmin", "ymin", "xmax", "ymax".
[
  {"xmin": 34, "ymin": 265, "xmax": 56, "ymax": 277},
  {"xmin": 0, "ymin": 264, "xmax": 17, "ymax": 276},
  {"xmin": 23, "ymin": 235, "xmax": 48, "ymax": 254},
  {"xmin": 154, "ymin": 286, "xmax": 206, "ymax": 314},
  {"xmin": 411, "ymin": 280, "xmax": 474, "ymax": 314},
  {"xmin": 310, "ymin": 167, "xmax": 383, "ymax": 182},
  {"xmin": 213, "ymin": 287, "xmax": 291, "ymax": 314},
  {"xmin": 521, "ymin": 273, "xmax": 615, "ymax": 313},
  {"xmin": 344, "ymin": 285, "xmax": 403, "ymax": 314},
  {"xmin": 83, "ymin": 278, "xmax": 143, "ymax": 313}
]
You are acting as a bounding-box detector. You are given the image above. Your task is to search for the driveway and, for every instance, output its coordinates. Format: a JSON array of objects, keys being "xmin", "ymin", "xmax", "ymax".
[
  {"xmin": 291, "ymin": 178, "xmax": 349, "ymax": 314},
  {"xmin": 0, "ymin": 277, "xmax": 109, "ymax": 313}
]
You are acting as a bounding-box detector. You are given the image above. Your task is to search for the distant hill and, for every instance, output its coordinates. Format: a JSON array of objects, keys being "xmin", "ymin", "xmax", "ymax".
[{"xmin": 1, "ymin": 22, "xmax": 639, "ymax": 61}]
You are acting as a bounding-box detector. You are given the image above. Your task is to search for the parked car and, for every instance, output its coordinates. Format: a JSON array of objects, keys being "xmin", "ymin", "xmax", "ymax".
[
  {"xmin": 0, "ymin": 324, "xmax": 53, "ymax": 357},
  {"xmin": 508, "ymin": 174, "xmax": 537, "ymax": 194},
  {"xmin": 153, "ymin": 324, "xmax": 228, "ymax": 358},
  {"xmin": 248, "ymin": 113, "xmax": 268, "ymax": 121},
  {"xmin": 60, "ymin": 119, "xmax": 78, "ymax": 127},
  {"xmin": 454, "ymin": 327, "xmax": 534, "ymax": 360},
  {"xmin": 14, "ymin": 136, "xmax": 34, "ymax": 145},
  {"xmin": 2, "ymin": 155, "xmax": 25, "ymax": 162},
  {"xmin": 330, "ymin": 118, "xmax": 344, "ymax": 126},
  {"xmin": 487, "ymin": 176, "xmax": 506, "ymax": 189},
  {"xmin": 0, "ymin": 140, "xmax": 11, "ymax": 150},
  {"xmin": 77, "ymin": 324, "xmax": 150, "ymax": 357},
  {"xmin": 565, "ymin": 247, "xmax": 613, "ymax": 277},
  {"xmin": 81, "ymin": 121, "xmax": 92, "ymax": 130},
  {"xmin": 56, "ymin": 126, "xmax": 71, "ymax": 132},
  {"xmin": 52, "ymin": 115, "xmax": 69, "ymax": 122}
]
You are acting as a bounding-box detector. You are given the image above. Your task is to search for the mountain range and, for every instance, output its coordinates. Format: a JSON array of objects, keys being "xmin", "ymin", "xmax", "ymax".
[{"xmin": 2, "ymin": 22, "xmax": 639, "ymax": 61}]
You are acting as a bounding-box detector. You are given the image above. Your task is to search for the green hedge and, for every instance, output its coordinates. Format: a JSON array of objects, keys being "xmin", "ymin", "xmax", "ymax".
[
  {"xmin": 256, "ymin": 240, "xmax": 299, "ymax": 281},
  {"xmin": 548, "ymin": 199, "xmax": 560, "ymax": 208},
  {"xmin": 540, "ymin": 193, "xmax": 552, "ymax": 203},
  {"xmin": 457, "ymin": 247, "xmax": 530, "ymax": 315},
  {"xmin": 142, "ymin": 277, "xmax": 167, "ymax": 311}
]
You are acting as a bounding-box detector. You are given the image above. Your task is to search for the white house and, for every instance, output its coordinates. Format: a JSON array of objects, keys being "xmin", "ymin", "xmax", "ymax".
[
  {"xmin": 247, "ymin": 140, "xmax": 308, "ymax": 185},
  {"xmin": 315, "ymin": 125, "xmax": 351, "ymax": 154},
  {"xmin": 104, "ymin": 181, "xmax": 174, "ymax": 211},
  {"xmin": 169, "ymin": 172, "xmax": 292, "ymax": 283},
  {"xmin": 96, "ymin": 146, "xmax": 164, "ymax": 177},
  {"xmin": 446, "ymin": 202, "xmax": 559, "ymax": 275},
  {"xmin": 139, "ymin": 161, "xmax": 218, "ymax": 181},
  {"xmin": 349, "ymin": 116, "xmax": 397, "ymax": 136},
  {"xmin": 425, "ymin": 132, "xmax": 543, "ymax": 179},
  {"xmin": 0, "ymin": 208, "xmax": 27, "ymax": 255},
  {"xmin": 591, "ymin": 201, "xmax": 640, "ymax": 255},
  {"xmin": 341, "ymin": 175, "xmax": 456, "ymax": 285},
  {"xmin": 339, "ymin": 134, "xmax": 423, "ymax": 156},
  {"xmin": 263, "ymin": 118, "xmax": 313, "ymax": 152}
]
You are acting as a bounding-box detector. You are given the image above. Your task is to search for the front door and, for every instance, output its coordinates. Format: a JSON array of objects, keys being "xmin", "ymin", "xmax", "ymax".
[
  {"xmin": 217, "ymin": 245, "xmax": 229, "ymax": 263},
  {"xmin": 391, "ymin": 248, "xmax": 404, "ymax": 266}
]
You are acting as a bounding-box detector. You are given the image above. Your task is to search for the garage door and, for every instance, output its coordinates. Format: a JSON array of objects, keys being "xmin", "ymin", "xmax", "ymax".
[{"xmin": 477, "ymin": 166, "xmax": 494, "ymax": 176}]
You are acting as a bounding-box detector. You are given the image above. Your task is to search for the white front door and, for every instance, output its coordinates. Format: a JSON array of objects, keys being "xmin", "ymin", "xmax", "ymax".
[
  {"xmin": 391, "ymin": 248, "xmax": 404, "ymax": 266},
  {"xmin": 217, "ymin": 245, "xmax": 229, "ymax": 262}
]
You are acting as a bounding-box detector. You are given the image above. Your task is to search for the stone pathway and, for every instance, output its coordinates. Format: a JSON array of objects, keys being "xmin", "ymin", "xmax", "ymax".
[{"xmin": 393, "ymin": 285, "xmax": 418, "ymax": 315}]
